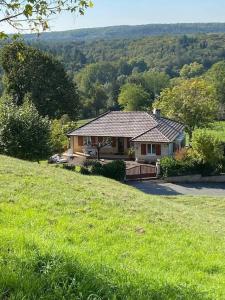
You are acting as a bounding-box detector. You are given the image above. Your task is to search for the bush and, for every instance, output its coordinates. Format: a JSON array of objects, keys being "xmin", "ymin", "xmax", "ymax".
[
  {"xmin": 101, "ymin": 160, "xmax": 126, "ymax": 181},
  {"xmin": 91, "ymin": 162, "xmax": 104, "ymax": 175},
  {"xmin": 160, "ymin": 156, "xmax": 218, "ymax": 177},
  {"xmin": 0, "ymin": 95, "xmax": 51, "ymax": 161},
  {"xmin": 62, "ymin": 164, "xmax": 75, "ymax": 171},
  {"xmin": 61, "ymin": 159, "xmax": 126, "ymax": 181},
  {"xmin": 83, "ymin": 159, "xmax": 126, "ymax": 181},
  {"xmin": 191, "ymin": 129, "xmax": 223, "ymax": 166},
  {"xmin": 160, "ymin": 157, "xmax": 179, "ymax": 177},
  {"xmin": 75, "ymin": 165, "xmax": 90, "ymax": 175}
]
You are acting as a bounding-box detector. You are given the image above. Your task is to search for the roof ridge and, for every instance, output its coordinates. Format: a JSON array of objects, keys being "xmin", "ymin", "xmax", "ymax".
[
  {"xmin": 130, "ymin": 125, "xmax": 159, "ymax": 141},
  {"xmin": 67, "ymin": 110, "xmax": 111, "ymax": 136},
  {"xmin": 148, "ymin": 112, "xmax": 185, "ymax": 127}
]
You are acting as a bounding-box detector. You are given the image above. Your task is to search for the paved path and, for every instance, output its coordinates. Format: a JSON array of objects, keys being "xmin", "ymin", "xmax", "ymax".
[{"xmin": 128, "ymin": 181, "xmax": 225, "ymax": 196}]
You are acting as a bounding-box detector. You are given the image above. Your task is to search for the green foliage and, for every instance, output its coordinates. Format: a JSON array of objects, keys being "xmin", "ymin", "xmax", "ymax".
[
  {"xmin": 101, "ymin": 160, "xmax": 126, "ymax": 181},
  {"xmin": 50, "ymin": 116, "xmax": 76, "ymax": 154},
  {"xmin": 191, "ymin": 129, "xmax": 224, "ymax": 166},
  {"xmin": 1, "ymin": 42, "xmax": 80, "ymax": 119},
  {"xmin": 206, "ymin": 61, "xmax": 225, "ymax": 117},
  {"xmin": 155, "ymin": 78, "xmax": 218, "ymax": 138},
  {"xmin": 80, "ymin": 159, "xmax": 126, "ymax": 181},
  {"xmin": 0, "ymin": 0, "xmax": 91, "ymax": 36},
  {"xmin": 50, "ymin": 120, "xmax": 68, "ymax": 154},
  {"xmin": 160, "ymin": 156, "xmax": 216, "ymax": 177},
  {"xmin": 206, "ymin": 61, "xmax": 225, "ymax": 104},
  {"xmin": 76, "ymin": 62, "xmax": 117, "ymax": 93},
  {"xmin": 180, "ymin": 62, "xmax": 204, "ymax": 78},
  {"xmin": 142, "ymin": 71, "xmax": 170, "ymax": 98},
  {"xmin": 205, "ymin": 121, "xmax": 225, "ymax": 142},
  {"xmin": 118, "ymin": 83, "xmax": 150, "ymax": 111},
  {"xmin": 0, "ymin": 95, "xmax": 50, "ymax": 161}
]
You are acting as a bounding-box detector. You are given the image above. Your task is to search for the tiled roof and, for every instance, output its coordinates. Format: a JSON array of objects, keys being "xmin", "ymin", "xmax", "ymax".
[
  {"xmin": 131, "ymin": 118, "xmax": 184, "ymax": 142},
  {"xmin": 68, "ymin": 111, "xmax": 185, "ymax": 143}
]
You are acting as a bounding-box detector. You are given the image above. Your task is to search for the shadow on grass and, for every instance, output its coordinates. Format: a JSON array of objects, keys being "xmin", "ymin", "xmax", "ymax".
[{"xmin": 0, "ymin": 251, "xmax": 211, "ymax": 300}]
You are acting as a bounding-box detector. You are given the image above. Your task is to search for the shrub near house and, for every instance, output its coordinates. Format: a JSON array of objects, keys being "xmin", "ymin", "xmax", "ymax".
[
  {"xmin": 64, "ymin": 160, "xmax": 126, "ymax": 181},
  {"xmin": 160, "ymin": 130, "xmax": 225, "ymax": 177}
]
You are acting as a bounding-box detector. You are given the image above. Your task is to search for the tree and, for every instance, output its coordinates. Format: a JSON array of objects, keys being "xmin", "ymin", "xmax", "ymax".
[
  {"xmin": 1, "ymin": 42, "xmax": 79, "ymax": 119},
  {"xmin": 0, "ymin": 94, "xmax": 51, "ymax": 161},
  {"xmin": 76, "ymin": 62, "xmax": 117, "ymax": 95},
  {"xmin": 180, "ymin": 62, "xmax": 204, "ymax": 78},
  {"xmin": 206, "ymin": 61, "xmax": 225, "ymax": 117},
  {"xmin": 0, "ymin": 0, "xmax": 92, "ymax": 38},
  {"xmin": 95, "ymin": 137, "xmax": 112, "ymax": 160},
  {"xmin": 155, "ymin": 78, "xmax": 218, "ymax": 139},
  {"xmin": 50, "ymin": 116, "xmax": 76, "ymax": 154},
  {"xmin": 129, "ymin": 59, "xmax": 148, "ymax": 73},
  {"xmin": 142, "ymin": 71, "xmax": 170, "ymax": 99},
  {"xmin": 91, "ymin": 84, "xmax": 108, "ymax": 116},
  {"xmin": 191, "ymin": 129, "xmax": 223, "ymax": 166},
  {"xmin": 118, "ymin": 83, "xmax": 150, "ymax": 111}
]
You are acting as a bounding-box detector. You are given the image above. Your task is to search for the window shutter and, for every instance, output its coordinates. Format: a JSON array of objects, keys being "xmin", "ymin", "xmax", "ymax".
[
  {"xmin": 78, "ymin": 136, "xmax": 83, "ymax": 146},
  {"xmin": 91, "ymin": 136, "xmax": 96, "ymax": 145},
  {"xmin": 112, "ymin": 137, "xmax": 116, "ymax": 147},
  {"xmin": 141, "ymin": 144, "xmax": 146, "ymax": 155},
  {"xmin": 127, "ymin": 138, "xmax": 130, "ymax": 148},
  {"xmin": 156, "ymin": 144, "xmax": 161, "ymax": 156}
]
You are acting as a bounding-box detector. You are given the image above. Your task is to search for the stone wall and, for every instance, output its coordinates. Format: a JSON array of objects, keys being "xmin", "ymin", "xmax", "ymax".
[{"xmin": 165, "ymin": 174, "xmax": 225, "ymax": 183}]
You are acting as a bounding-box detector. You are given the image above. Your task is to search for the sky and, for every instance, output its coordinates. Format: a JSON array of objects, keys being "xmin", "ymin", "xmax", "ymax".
[
  {"xmin": 2, "ymin": 0, "xmax": 225, "ymax": 33},
  {"xmin": 50, "ymin": 0, "xmax": 225, "ymax": 32}
]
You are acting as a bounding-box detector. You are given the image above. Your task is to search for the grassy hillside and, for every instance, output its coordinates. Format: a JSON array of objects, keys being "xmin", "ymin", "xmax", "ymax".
[{"xmin": 1, "ymin": 156, "xmax": 225, "ymax": 299}]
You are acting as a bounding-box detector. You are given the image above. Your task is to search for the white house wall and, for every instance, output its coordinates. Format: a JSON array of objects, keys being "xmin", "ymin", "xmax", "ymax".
[{"xmin": 134, "ymin": 142, "xmax": 173, "ymax": 162}]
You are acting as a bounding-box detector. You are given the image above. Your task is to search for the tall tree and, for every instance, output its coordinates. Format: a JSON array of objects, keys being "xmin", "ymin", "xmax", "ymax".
[
  {"xmin": 142, "ymin": 71, "xmax": 170, "ymax": 99},
  {"xmin": 1, "ymin": 42, "xmax": 79, "ymax": 119},
  {"xmin": 155, "ymin": 78, "xmax": 218, "ymax": 139},
  {"xmin": 206, "ymin": 61, "xmax": 225, "ymax": 117},
  {"xmin": 118, "ymin": 83, "xmax": 150, "ymax": 111},
  {"xmin": 0, "ymin": 94, "xmax": 51, "ymax": 161},
  {"xmin": 180, "ymin": 62, "xmax": 204, "ymax": 78}
]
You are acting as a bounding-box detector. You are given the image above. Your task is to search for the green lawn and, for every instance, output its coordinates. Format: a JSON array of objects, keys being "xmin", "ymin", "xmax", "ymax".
[
  {"xmin": 1, "ymin": 156, "xmax": 225, "ymax": 299},
  {"xmin": 206, "ymin": 121, "xmax": 225, "ymax": 142},
  {"xmin": 76, "ymin": 118, "xmax": 93, "ymax": 128}
]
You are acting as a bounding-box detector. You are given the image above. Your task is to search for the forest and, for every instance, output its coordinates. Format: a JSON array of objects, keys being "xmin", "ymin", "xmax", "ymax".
[{"xmin": 24, "ymin": 33, "xmax": 225, "ymax": 119}]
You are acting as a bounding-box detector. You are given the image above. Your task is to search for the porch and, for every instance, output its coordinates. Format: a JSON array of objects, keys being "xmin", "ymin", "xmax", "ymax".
[{"xmin": 70, "ymin": 135, "xmax": 132, "ymax": 157}]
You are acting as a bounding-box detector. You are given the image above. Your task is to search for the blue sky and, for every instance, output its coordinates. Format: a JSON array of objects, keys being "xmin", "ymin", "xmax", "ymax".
[
  {"xmin": 50, "ymin": 0, "xmax": 225, "ymax": 31},
  {"xmin": 2, "ymin": 0, "xmax": 225, "ymax": 33}
]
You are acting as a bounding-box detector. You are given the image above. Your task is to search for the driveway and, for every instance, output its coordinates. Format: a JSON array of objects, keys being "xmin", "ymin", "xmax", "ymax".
[{"xmin": 128, "ymin": 181, "xmax": 225, "ymax": 196}]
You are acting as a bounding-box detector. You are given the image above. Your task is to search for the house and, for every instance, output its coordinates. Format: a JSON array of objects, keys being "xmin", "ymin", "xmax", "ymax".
[{"xmin": 67, "ymin": 109, "xmax": 185, "ymax": 163}]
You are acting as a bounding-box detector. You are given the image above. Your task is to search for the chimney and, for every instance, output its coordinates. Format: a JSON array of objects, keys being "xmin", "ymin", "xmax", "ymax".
[{"xmin": 153, "ymin": 108, "xmax": 161, "ymax": 118}]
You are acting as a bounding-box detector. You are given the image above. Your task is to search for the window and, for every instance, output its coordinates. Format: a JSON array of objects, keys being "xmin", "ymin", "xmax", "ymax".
[
  {"xmin": 147, "ymin": 144, "xmax": 156, "ymax": 155},
  {"xmin": 84, "ymin": 136, "xmax": 92, "ymax": 145}
]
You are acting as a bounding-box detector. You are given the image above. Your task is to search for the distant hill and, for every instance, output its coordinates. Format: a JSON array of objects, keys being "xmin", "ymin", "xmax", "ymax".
[{"xmin": 24, "ymin": 23, "xmax": 225, "ymax": 42}]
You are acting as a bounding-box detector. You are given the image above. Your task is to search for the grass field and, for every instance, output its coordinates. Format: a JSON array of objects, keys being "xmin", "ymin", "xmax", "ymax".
[
  {"xmin": 76, "ymin": 118, "xmax": 93, "ymax": 128},
  {"xmin": 1, "ymin": 156, "xmax": 225, "ymax": 299},
  {"xmin": 206, "ymin": 121, "xmax": 225, "ymax": 142}
]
